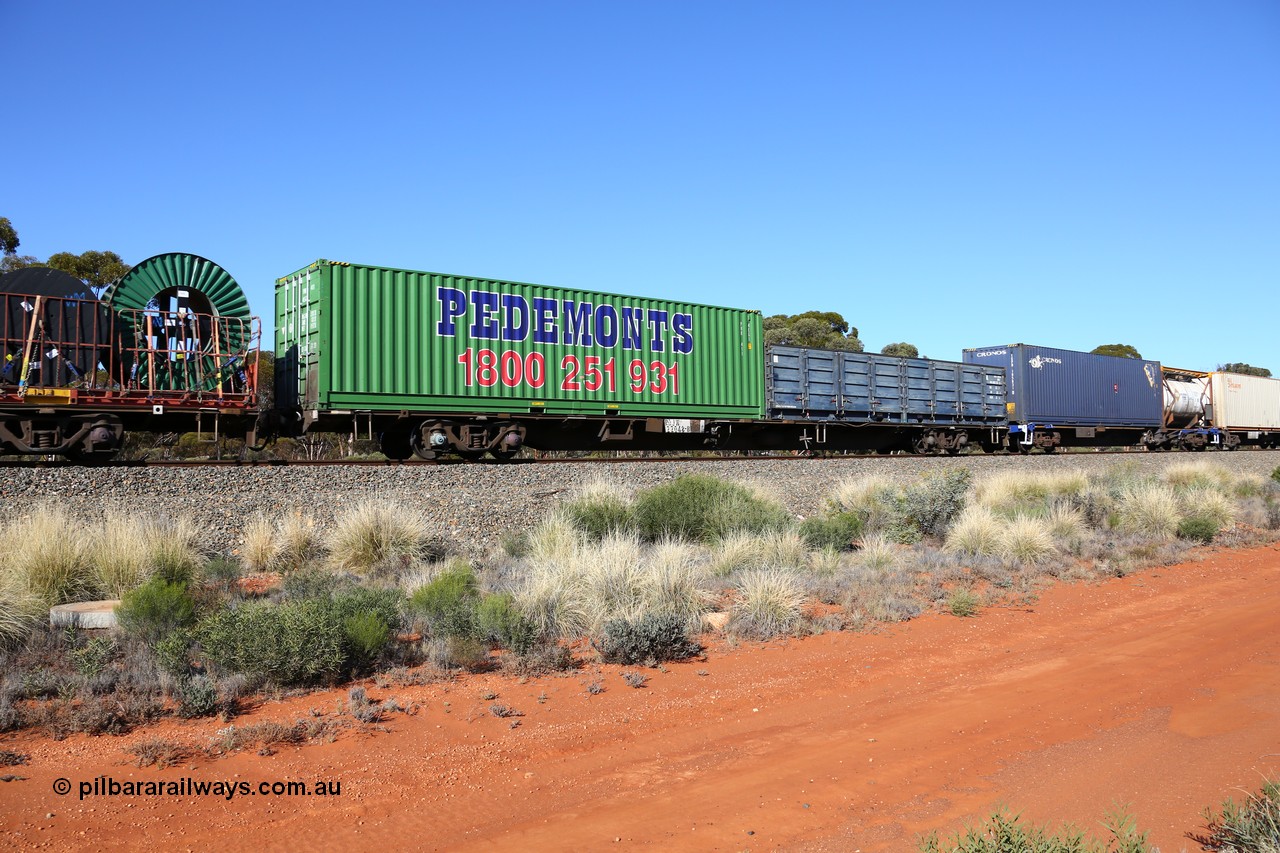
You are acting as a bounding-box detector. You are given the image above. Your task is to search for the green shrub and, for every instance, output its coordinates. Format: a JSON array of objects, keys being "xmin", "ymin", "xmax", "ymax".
[
  {"xmin": 947, "ymin": 590, "xmax": 980, "ymax": 618},
  {"xmin": 281, "ymin": 568, "xmax": 353, "ymax": 600},
  {"xmin": 71, "ymin": 637, "xmax": 116, "ymax": 678},
  {"xmin": 178, "ymin": 675, "xmax": 219, "ymax": 718},
  {"xmin": 343, "ymin": 612, "xmax": 391, "ymax": 667},
  {"xmin": 199, "ymin": 599, "xmax": 345, "ymax": 685},
  {"xmin": 631, "ymin": 475, "xmax": 791, "ymax": 542},
  {"xmin": 1272, "ymin": 465, "xmax": 1280, "ymax": 484},
  {"xmin": 890, "ymin": 469, "xmax": 972, "ymax": 543},
  {"xmin": 1178, "ymin": 515, "xmax": 1221, "ymax": 544},
  {"xmin": 799, "ymin": 512, "xmax": 864, "ymax": 551},
  {"xmin": 562, "ymin": 489, "xmax": 634, "ymax": 540},
  {"xmin": 152, "ymin": 629, "xmax": 195, "ymax": 679},
  {"xmin": 599, "ymin": 613, "xmax": 701, "ymax": 665},
  {"xmin": 918, "ymin": 807, "xmax": 1148, "ymax": 853},
  {"xmin": 408, "ymin": 565, "xmax": 479, "ymax": 639},
  {"xmin": 199, "ymin": 588, "xmax": 402, "ymax": 686},
  {"xmin": 476, "ymin": 593, "xmax": 537, "ymax": 655},
  {"xmin": 200, "ymin": 557, "xmax": 242, "ymax": 587},
  {"xmin": 117, "ymin": 579, "xmax": 196, "ymax": 647},
  {"xmin": 1200, "ymin": 778, "xmax": 1280, "ymax": 852}
]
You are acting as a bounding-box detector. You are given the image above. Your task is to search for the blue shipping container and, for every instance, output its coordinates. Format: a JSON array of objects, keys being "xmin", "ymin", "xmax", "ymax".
[
  {"xmin": 768, "ymin": 347, "xmax": 1007, "ymax": 424},
  {"xmin": 962, "ymin": 344, "xmax": 1163, "ymax": 428}
]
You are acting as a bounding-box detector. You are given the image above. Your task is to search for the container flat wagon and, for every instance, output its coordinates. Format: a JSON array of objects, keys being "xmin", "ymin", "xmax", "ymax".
[
  {"xmin": 963, "ymin": 344, "xmax": 1163, "ymax": 451},
  {"xmin": 275, "ymin": 260, "xmax": 765, "ymax": 459},
  {"xmin": 746, "ymin": 346, "xmax": 1007, "ymax": 454}
]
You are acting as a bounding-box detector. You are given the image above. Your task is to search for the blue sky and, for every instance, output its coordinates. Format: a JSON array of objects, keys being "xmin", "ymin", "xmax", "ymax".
[{"xmin": 7, "ymin": 1, "xmax": 1278, "ymax": 370}]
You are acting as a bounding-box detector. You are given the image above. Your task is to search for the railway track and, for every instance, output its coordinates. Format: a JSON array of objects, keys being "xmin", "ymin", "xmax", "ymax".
[{"xmin": 3, "ymin": 447, "xmax": 1273, "ymax": 468}]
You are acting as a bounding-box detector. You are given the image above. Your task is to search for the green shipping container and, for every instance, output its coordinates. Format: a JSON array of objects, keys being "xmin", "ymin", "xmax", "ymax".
[{"xmin": 275, "ymin": 260, "xmax": 765, "ymax": 423}]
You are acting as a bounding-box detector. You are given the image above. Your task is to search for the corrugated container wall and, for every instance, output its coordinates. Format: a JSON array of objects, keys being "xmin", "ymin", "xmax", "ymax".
[
  {"xmin": 768, "ymin": 347, "xmax": 1006, "ymax": 424},
  {"xmin": 963, "ymin": 344, "xmax": 1163, "ymax": 427},
  {"xmin": 1209, "ymin": 372, "xmax": 1280, "ymax": 430},
  {"xmin": 276, "ymin": 260, "xmax": 765, "ymax": 420}
]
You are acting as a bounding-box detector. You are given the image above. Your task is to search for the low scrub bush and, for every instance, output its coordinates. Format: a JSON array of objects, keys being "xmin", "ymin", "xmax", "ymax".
[
  {"xmin": 117, "ymin": 579, "xmax": 197, "ymax": 647},
  {"xmin": 199, "ymin": 588, "xmax": 401, "ymax": 686},
  {"xmin": 347, "ymin": 686, "xmax": 380, "ymax": 723},
  {"xmin": 893, "ymin": 468, "xmax": 972, "ymax": 541},
  {"xmin": 178, "ymin": 675, "xmax": 219, "ymax": 718},
  {"xmin": 599, "ymin": 613, "xmax": 701, "ymax": 665},
  {"xmin": 128, "ymin": 737, "xmax": 187, "ymax": 769},
  {"xmin": 343, "ymin": 612, "xmax": 392, "ymax": 668},
  {"xmin": 1178, "ymin": 515, "xmax": 1222, "ymax": 544},
  {"xmin": 799, "ymin": 512, "xmax": 864, "ymax": 551},
  {"xmin": 947, "ymin": 589, "xmax": 980, "ymax": 618},
  {"xmin": 918, "ymin": 807, "xmax": 1148, "ymax": 853},
  {"xmin": 408, "ymin": 563, "xmax": 479, "ymax": 639},
  {"xmin": 503, "ymin": 641, "xmax": 575, "ymax": 675},
  {"xmin": 631, "ymin": 475, "xmax": 791, "ymax": 542},
  {"xmin": 476, "ymin": 593, "xmax": 537, "ymax": 655},
  {"xmin": 1198, "ymin": 778, "xmax": 1280, "ymax": 852}
]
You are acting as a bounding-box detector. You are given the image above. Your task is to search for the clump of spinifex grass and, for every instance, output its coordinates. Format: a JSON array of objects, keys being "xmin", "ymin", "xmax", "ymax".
[
  {"xmin": 1115, "ymin": 483, "xmax": 1183, "ymax": 540},
  {"xmin": 327, "ymin": 500, "xmax": 430, "ymax": 577},
  {"xmin": 3, "ymin": 506, "xmax": 96, "ymax": 610},
  {"xmin": 239, "ymin": 513, "xmax": 277, "ymax": 573},
  {"xmin": 997, "ymin": 515, "xmax": 1057, "ymax": 565},
  {"xmin": 945, "ymin": 506, "xmax": 1003, "ymax": 557},
  {"xmin": 727, "ymin": 568, "xmax": 805, "ymax": 640}
]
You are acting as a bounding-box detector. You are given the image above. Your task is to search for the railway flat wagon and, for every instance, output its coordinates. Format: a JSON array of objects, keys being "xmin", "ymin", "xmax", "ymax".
[
  {"xmin": 0, "ymin": 253, "xmax": 261, "ymax": 459},
  {"xmin": 761, "ymin": 346, "xmax": 1007, "ymax": 453},
  {"xmin": 963, "ymin": 344, "xmax": 1163, "ymax": 451},
  {"xmin": 275, "ymin": 260, "xmax": 765, "ymax": 459}
]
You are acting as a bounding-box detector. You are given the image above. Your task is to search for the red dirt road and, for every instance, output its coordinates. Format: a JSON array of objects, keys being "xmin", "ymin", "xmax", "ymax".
[{"xmin": 4, "ymin": 544, "xmax": 1279, "ymax": 852}]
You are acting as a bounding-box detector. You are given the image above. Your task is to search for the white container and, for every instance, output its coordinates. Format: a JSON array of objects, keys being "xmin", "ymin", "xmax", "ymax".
[{"xmin": 1209, "ymin": 372, "xmax": 1280, "ymax": 430}]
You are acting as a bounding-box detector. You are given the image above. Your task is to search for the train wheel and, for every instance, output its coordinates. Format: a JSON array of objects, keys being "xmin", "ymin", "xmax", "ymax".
[{"xmin": 378, "ymin": 428, "xmax": 413, "ymax": 460}]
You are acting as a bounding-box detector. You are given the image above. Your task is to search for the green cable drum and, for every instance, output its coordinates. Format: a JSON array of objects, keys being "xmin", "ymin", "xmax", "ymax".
[
  {"xmin": 104, "ymin": 252, "xmax": 250, "ymax": 318},
  {"xmin": 103, "ymin": 253, "xmax": 253, "ymax": 393}
]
